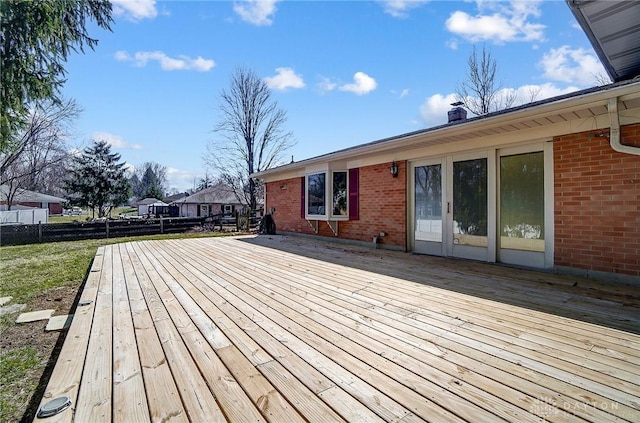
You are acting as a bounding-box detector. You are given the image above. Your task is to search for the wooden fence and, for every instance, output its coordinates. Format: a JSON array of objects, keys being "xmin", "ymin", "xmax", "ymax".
[{"xmin": 0, "ymin": 217, "xmax": 206, "ymax": 246}]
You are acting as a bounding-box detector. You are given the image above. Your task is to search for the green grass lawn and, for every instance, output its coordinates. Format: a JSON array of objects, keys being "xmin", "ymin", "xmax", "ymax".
[
  {"xmin": 48, "ymin": 206, "xmax": 138, "ymax": 224},
  {"xmin": 0, "ymin": 231, "xmax": 225, "ymax": 422}
]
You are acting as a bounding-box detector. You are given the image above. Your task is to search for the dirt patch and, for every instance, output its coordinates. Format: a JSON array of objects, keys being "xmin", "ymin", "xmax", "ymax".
[
  {"xmin": 2, "ymin": 285, "xmax": 77, "ymax": 348},
  {"xmin": 0, "ymin": 285, "xmax": 80, "ymax": 423}
]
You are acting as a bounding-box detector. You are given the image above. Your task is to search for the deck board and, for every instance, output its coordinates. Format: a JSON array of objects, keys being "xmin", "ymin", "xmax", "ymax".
[{"xmin": 34, "ymin": 235, "xmax": 640, "ymax": 422}]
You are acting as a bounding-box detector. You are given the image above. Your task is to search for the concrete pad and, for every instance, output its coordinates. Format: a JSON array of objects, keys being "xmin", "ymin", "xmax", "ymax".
[
  {"xmin": 15, "ymin": 309, "xmax": 55, "ymax": 323},
  {"xmin": 0, "ymin": 296, "xmax": 12, "ymax": 306},
  {"xmin": 46, "ymin": 314, "xmax": 74, "ymax": 331},
  {"xmin": 0, "ymin": 303, "xmax": 26, "ymax": 316}
]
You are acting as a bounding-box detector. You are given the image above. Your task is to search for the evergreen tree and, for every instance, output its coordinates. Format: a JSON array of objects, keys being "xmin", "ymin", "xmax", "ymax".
[
  {"xmin": 64, "ymin": 140, "xmax": 130, "ymax": 218},
  {"xmin": 1, "ymin": 0, "xmax": 113, "ymax": 151},
  {"xmin": 140, "ymin": 166, "xmax": 164, "ymax": 200},
  {"xmin": 132, "ymin": 161, "xmax": 167, "ymax": 199},
  {"xmin": 129, "ymin": 173, "xmax": 141, "ymax": 199}
]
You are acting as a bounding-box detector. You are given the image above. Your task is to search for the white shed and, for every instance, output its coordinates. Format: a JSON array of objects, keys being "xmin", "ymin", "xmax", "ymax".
[{"xmin": 136, "ymin": 198, "xmax": 167, "ymax": 216}]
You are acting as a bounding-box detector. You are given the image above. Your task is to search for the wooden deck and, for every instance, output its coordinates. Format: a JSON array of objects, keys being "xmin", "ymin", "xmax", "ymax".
[{"xmin": 34, "ymin": 235, "xmax": 640, "ymax": 422}]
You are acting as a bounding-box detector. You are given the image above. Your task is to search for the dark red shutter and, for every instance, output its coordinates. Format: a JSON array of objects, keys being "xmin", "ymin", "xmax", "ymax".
[
  {"xmin": 348, "ymin": 168, "xmax": 359, "ymax": 220},
  {"xmin": 300, "ymin": 176, "xmax": 306, "ymax": 219}
]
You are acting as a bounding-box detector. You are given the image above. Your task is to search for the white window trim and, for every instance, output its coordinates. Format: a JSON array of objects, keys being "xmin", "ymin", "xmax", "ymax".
[
  {"xmin": 305, "ymin": 170, "xmax": 349, "ymax": 221},
  {"xmin": 305, "ymin": 171, "xmax": 327, "ymax": 219},
  {"xmin": 330, "ymin": 170, "xmax": 349, "ymax": 220}
]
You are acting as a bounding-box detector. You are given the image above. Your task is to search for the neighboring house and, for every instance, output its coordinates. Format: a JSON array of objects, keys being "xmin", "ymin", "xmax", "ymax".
[
  {"xmin": 171, "ymin": 184, "xmax": 245, "ymax": 218},
  {"xmin": 164, "ymin": 192, "xmax": 189, "ymax": 203},
  {"xmin": 252, "ymin": 1, "xmax": 640, "ymax": 282},
  {"xmin": 136, "ymin": 197, "xmax": 167, "ymax": 216},
  {"xmin": 0, "ymin": 184, "xmax": 65, "ymax": 215}
]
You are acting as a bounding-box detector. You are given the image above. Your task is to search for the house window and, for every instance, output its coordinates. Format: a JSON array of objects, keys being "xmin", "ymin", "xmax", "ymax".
[
  {"xmin": 305, "ymin": 169, "xmax": 358, "ymax": 220},
  {"xmin": 224, "ymin": 204, "xmax": 233, "ymax": 215},
  {"xmin": 307, "ymin": 173, "xmax": 326, "ymax": 216},
  {"xmin": 332, "ymin": 171, "xmax": 347, "ymax": 216}
]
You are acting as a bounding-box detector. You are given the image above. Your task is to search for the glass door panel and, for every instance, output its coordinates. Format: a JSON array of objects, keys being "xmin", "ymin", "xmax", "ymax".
[
  {"xmin": 452, "ymin": 158, "xmax": 488, "ymax": 248},
  {"xmin": 415, "ymin": 164, "xmax": 442, "ymax": 242},
  {"xmin": 500, "ymin": 151, "xmax": 544, "ymax": 251}
]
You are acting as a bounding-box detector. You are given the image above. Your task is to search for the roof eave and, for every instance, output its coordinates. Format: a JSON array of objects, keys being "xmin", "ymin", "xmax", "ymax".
[{"xmin": 252, "ymin": 80, "xmax": 640, "ymax": 179}]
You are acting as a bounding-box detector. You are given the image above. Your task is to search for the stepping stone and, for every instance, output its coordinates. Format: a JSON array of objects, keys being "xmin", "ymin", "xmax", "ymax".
[
  {"xmin": 16, "ymin": 309, "xmax": 55, "ymax": 323},
  {"xmin": 0, "ymin": 303, "xmax": 25, "ymax": 316},
  {"xmin": 46, "ymin": 314, "xmax": 74, "ymax": 331},
  {"xmin": 0, "ymin": 296, "xmax": 12, "ymax": 306}
]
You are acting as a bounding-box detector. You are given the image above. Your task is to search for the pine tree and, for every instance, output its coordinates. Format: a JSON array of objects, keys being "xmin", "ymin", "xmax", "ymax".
[
  {"xmin": 1, "ymin": 0, "xmax": 113, "ymax": 151},
  {"xmin": 140, "ymin": 166, "xmax": 164, "ymax": 200},
  {"xmin": 64, "ymin": 140, "xmax": 130, "ymax": 218}
]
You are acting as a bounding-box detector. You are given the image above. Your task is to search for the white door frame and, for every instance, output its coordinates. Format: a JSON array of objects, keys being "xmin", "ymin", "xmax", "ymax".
[
  {"xmin": 446, "ymin": 151, "xmax": 496, "ymax": 262},
  {"xmin": 409, "ymin": 158, "xmax": 446, "ymax": 256}
]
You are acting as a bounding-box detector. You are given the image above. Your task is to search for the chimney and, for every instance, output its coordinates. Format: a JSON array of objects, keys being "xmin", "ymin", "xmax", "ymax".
[{"xmin": 448, "ymin": 101, "xmax": 467, "ymax": 123}]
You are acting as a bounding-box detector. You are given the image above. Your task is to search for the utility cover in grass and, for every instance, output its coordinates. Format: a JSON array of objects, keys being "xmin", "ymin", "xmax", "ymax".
[
  {"xmin": 46, "ymin": 314, "xmax": 74, "ymax": 331},
  {"xmin": 16, "ymin": 309, "xmax": 55, "ymax": 323}
]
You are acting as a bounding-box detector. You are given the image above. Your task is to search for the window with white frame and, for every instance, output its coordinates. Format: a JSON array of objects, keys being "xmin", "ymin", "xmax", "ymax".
[
  {"xmin": 332, "ymin": 171, "xmax": 347, "ymax": 217},
  {"xmin": 307, "ymin": 173, "xmax": 326, "ymax": 216},
  {"xmin": 305, "ymin": 170, "xmax": 351, "ymax": 220}
]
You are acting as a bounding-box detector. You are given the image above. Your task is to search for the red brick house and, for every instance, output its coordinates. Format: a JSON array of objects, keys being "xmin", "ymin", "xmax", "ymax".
[
  {"xmin": 253, "ymin": 1, "xmax": 640, "ymax": 282},
  {"xmin": 254, "ymin": 83, "xmax": 640, "ymax": 281},
  {"xmin": 0, "ymin": 185, "xmax": 65, "ymax": 215}
]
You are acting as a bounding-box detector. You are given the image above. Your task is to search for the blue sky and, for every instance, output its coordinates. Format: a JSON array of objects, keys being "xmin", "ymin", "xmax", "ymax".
[{"xmin": 61, "ymin": 0, "xmax": 607, "ymax": 193}]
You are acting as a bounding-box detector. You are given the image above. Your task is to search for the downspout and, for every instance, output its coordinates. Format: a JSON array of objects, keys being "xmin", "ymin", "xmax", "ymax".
[{"xmin": 608, "ymin": 97, "xmax": 640, "ymax": 155}]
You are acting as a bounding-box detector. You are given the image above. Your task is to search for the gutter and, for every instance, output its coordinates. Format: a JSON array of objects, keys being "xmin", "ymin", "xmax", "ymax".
[
  {"xmin": 608, "ymin": 97, "xmax": 640, "ymax": 156},
  {"xmin": 252, "ymin": 81, "xmax": 640, "ymax": 179}
]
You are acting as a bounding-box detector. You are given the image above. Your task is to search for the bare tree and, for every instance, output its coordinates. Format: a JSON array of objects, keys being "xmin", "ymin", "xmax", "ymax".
[
  {"xmin": 204, "ymin": 66, "xmax": 295, "ymax": 210},
  {"xmin": 455, "ymin": 45, "xmax": 516, "ymax": 115},
  {"xmin": 526, "ymin": 86, "xmax": 542, "ymax": 103},
  {"xmin": 593, "ymin": 72, "xmax": 612, "ymax": 86},
  {"xmin": 196, "ymin": 173, "xmax": 214, "ymax": 192},
  {"xmin": 0, "ymin": 99, "xmax": 80, "ymax": 209}
]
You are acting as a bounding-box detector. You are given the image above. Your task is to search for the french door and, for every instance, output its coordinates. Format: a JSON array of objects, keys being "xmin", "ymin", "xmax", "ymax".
[
  {"xmin": 412, "ymin": 159, "xmax": 444, "ymax": 256},
  {"xmin": 411, "ymin": 152, "xmax": 491, "ymax": 261},
  {"xmin": 449, "ymin": 154, "xmax": 491, "ymax": 260},
  {"xmin": 411, "ymin": 144, "xmax": 552, "ymax": 268}
]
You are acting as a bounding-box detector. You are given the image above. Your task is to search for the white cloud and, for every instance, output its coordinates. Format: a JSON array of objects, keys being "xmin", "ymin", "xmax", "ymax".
[
  {"xmin": 539, "ymin": 46, "xmax": 608, "ymax": 87},
  {"xmin": 316, "ymin": 77, "xmax": 338, "ymax": 93},
  {"xmin": 114, "ymin": 50, "xmax": 130, "ymax": 61},
  {"xmin": 115, "ymin": 50, "xmax": 215, "ymax": 72},
  {"xmin": 380, "ymin": 0, "xmax": 429, "ymax": 18},
  {"xmin": 166, "ymin": 167, "xmax": 202, "ymax": 192},
  {"xmin": 92, "ymin": 132, "xmax": 143, "ymax": 150},
  {"xmin": 264, "ymin": 67, "xmax": 305, "ymax": 91},
  {"xmin": 111, "ymin": 0, "xmax": 158, "ymax": 21},
  {"xmin": 419, "ymin": 93, "xmax": 458, "ymax": 127},
  {"xmin": 234, "ymin": 0, "xmax": 279, "ymax": 26},
  {"xmin": 512, "ymin": 83, "xmax": 579, "ymax": 101},
  {"xmin": 391, "ymin": 88, "xmax": 410, "ymax": 98},
  {"xmin": 339, "ymin": 72, "xmax": 378, "ymax": 95},
  {"xmin": 445, "ymin": 0, "xmax": 545, "ymax": 44},
  {"xmin": 123, "ymin": 162, "xmax": 136, "ymax": 175},
  {"xmin": 419, "ymin": 82, "xmax": 581, "ymax": 127}
]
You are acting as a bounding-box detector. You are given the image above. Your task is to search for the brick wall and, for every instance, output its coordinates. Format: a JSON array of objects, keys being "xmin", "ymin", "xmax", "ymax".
[
  {"xmin": 265, "ymin": 176, "xmax": 310, "ymax": 234},
  {"xmin": 554, "ymin": 124, "xmax": 640, "ymax": 276},
  {"xmin": 265, "ymin": 161, "xmax": 407, "ymax": 249}
]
